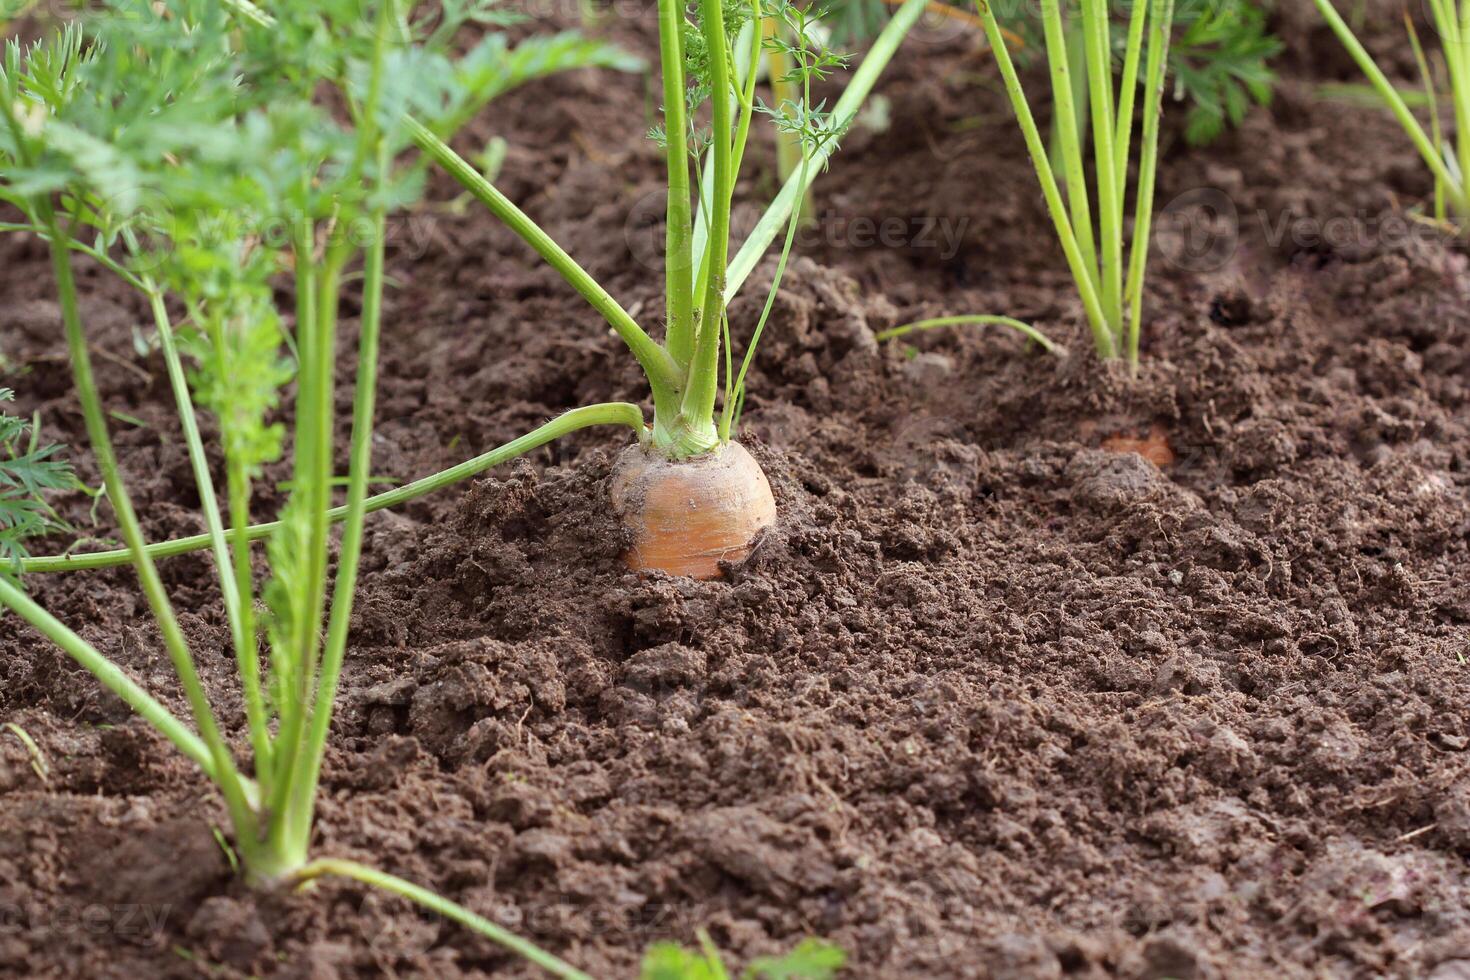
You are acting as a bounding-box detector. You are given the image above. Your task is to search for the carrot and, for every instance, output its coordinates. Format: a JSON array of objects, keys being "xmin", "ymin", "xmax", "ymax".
[{"xmin": 611, "ymin": 442, "xmax": 776, "ymax": 580}]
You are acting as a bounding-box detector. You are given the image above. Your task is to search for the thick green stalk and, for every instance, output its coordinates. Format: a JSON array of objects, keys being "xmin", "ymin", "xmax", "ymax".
[
  {"xmin": 406, "ymin": 119, "xmax": 682, "ymax": 403},
  {"xmin": 1040, "ymin": 0, "xmax": 1100, "ymax": 293},
  {"xmin": 1125, "ymin": 0, "xmax": 1173, "ymax": 366},
  {"xmin": 691, "ymin": 18, "xmax": 761, "ymax": 311},
  {"xmin": 1428, "ymin": 0, "xmax": 1462, "ymax": 151},
  {"xmin": 1080, "ymin": 0, "xmax": 1122, "ymax": 333},
  {"xmin": 283, "ymin": 0, "xmax": 399, "ymax": 855},
  {"xmin": 1433, "ymin": 0, "xmax": 1470, "ymax": 216},
  {"xmin": 266, "ymin": 243, "xmax": 344, "ymax": 865},
  {"xmin": 35, "ymin": 202, "xmax": 259, "ymax": 855},
  {"xmin": 182, "ymin": 299, "xmax": 273, "ymax": 790},
  {"xmin": 974, "ymin": 0, "xmax": 1115, "ymax": 357},
  {"xmin": 264, "ymin": 210, "xmax": 318, "ymax": 837},
  {"xmin": 302, "ymin": 250, "xmax": 343, "ymax": 671},
  {"xmin": 265, "ymin": 220, "xmax": 333, "ymax": 854},
  {"xmin": 688, "ymin": 18, "xmax": 760, "ymax": 358},
  {"xmin": 657, "ymin": 0, "xmax": 696, "ymax": 368},
  {"xmin": 1113, "ymin": 0, "xmax": 1148, "ymax": 179},
  {"xmin": 289, "ymin": 204, "xmax": 389, "ymax": 860},
  {"xmin": 20, "ymin": 404, "xmax": 647, "ymax": 574},
  {"xmin": 294, "ymin": 859, "xmax": 593, "ymax": 980},
  {"xmin": 678, "ymin": 0, "xmax": 736, "ymax": 441}
]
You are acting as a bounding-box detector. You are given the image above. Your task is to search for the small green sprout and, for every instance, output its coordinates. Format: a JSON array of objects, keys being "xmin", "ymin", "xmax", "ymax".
[
  {"xmin": 641, "ymin": 931, "xmax": 847, "ymax": 980},
  {"xmin": 2, "ymin": 721, "xmax": 51, "ymax": 783}
]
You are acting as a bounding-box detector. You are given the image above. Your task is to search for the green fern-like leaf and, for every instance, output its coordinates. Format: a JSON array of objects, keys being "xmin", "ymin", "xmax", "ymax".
[
  {"xmin": 0, "ymin": 389, "xmax": 77, "ymax": 583},
  {"xmin": 1169, "ymin": 0, "xmax": 1282, "ymax": 146},
  {"xmin": 641, "ymin": 943, "xmax": 726, "ymax": 980},
  {"xmin": 744, "ymin": 940, "xmax": 846, "ymax": 980}
]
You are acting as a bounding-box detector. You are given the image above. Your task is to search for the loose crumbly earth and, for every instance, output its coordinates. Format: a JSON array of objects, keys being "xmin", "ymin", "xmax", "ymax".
[{"xmin": 4, "ymin": 2, "xmax": 1470, "ymax": 978}]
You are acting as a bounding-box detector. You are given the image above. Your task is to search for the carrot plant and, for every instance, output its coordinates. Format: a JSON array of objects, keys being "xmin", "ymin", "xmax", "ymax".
[
  {"xmin": 1314, "ymin": 0, "xmax": 1470, "ymax": 225},
  {"xmin": 17, "ymin": 0, "xmax": 930, "ymax": 581},
  {"xmin": 968, "ymin": 0, "xmax": 1175, "ymax": 365},
  {"xmin": 0, "ymin": 2, "xmax": 640, "ymax": 976},
  {"xmin": 408, "ymin": 0, "xmax": 927, "ymax": 576},
  {"xmin": 822, "ymin": 0, "xmax": 1274, "ymax": 148}
]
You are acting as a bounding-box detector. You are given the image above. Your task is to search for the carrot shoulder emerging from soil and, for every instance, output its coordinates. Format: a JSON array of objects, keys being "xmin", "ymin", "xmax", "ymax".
[{"xmin": 610, "ymin": 441, "xmax": 776, "ymax": 580}]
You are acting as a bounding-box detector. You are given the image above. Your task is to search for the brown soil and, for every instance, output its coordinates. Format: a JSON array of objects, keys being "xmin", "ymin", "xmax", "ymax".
[{"xmin": 5, "ymin": 2, "xmax": 1470, "ymax": 978}]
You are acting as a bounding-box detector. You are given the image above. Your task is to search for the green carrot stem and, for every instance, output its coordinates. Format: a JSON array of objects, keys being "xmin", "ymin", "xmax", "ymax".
[
  {"xmin": 21, "ymin": 404, "xmax": 648, "ymax": 574},
  {"xmin": 274, "ymin": 0, "xmax": 396, "ymax": 842},
  {"xmin": 291, "ymin": 100, "xmax": 395, "ymax": 849},
  {"xmin": 689, "ymin": 18, "xmax": 761, "ymax": 344},
  {"xmin": 270, "ymin": 244, "xmax": 354, "ymax": 856},
  {"xmin": 0, "ymin": 576, "xmax": 230, "ymax": 787},
  {"xmin": 406, "ymin": 119, "xmax": 683, "ymax": 406},
  {"xmin": 294, "ymin": 859, "xmax": 593, "ymax": 980},
  {"xmin": 35, "ymin": 200, "xmax": 259, "ymax": 854},
  {"xmin": 1040, "ymin": 0, "xmax": 1100, "ymax": 294},
  {"xmin": 1125, "ymin": 0, "xmax": 1173, "ymax": 367},
  {"xmin": 1313, "ymin": 0, "xmax": 1465, "ymax": 210},
  {"xmin": 974, "ymin": 0, "xmax": 1115, "ymax": 356},
  {"xmin": 264, "ymin": 208, "xmax": 317, "ymax": 838},
  {"xmin": 1112, "ymin": 0, "xmax": 1148, "ymax": 180},
  {"xmin": 1080, "ymin": 0, "xmax": 1122, "ymax": 333},
  {"xmin": 875, "ymin": 314, "xmax": 1058, "ymax": 352},
  {"xmin": 1451, "ymin": 0, "xmax": 1470, "ymax": 213},
  {"xmin": 678, "ymin": 0, "xmax": 736, "ymax": 435},
  {"xmin": 725, "ymin": 0, "xmax": 928, "ymax": 302},
  {"xmin": 657, "ymin": 0, "xmax": 696, "ymax": 368}
]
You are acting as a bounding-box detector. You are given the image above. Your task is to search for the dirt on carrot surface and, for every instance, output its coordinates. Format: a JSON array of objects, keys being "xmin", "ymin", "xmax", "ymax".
[{"xmin": 4, "ymin": 2, "xmax": 1470, "ymax": 978}]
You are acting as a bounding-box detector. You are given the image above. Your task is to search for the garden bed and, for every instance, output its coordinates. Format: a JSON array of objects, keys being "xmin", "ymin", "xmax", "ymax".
[{"xmin": 3, "ymin": 2, "xmax": 1470, "ymax": 977}]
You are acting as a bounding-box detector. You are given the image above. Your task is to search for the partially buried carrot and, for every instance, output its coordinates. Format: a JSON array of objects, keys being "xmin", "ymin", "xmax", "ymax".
[
  {"xmin": 1101, "ymin": 424, "xmax": 1176, "ymax": 469},
  {"xmin": 611, "ymin": 442, "xmax": 776, "ymax": 580}
]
